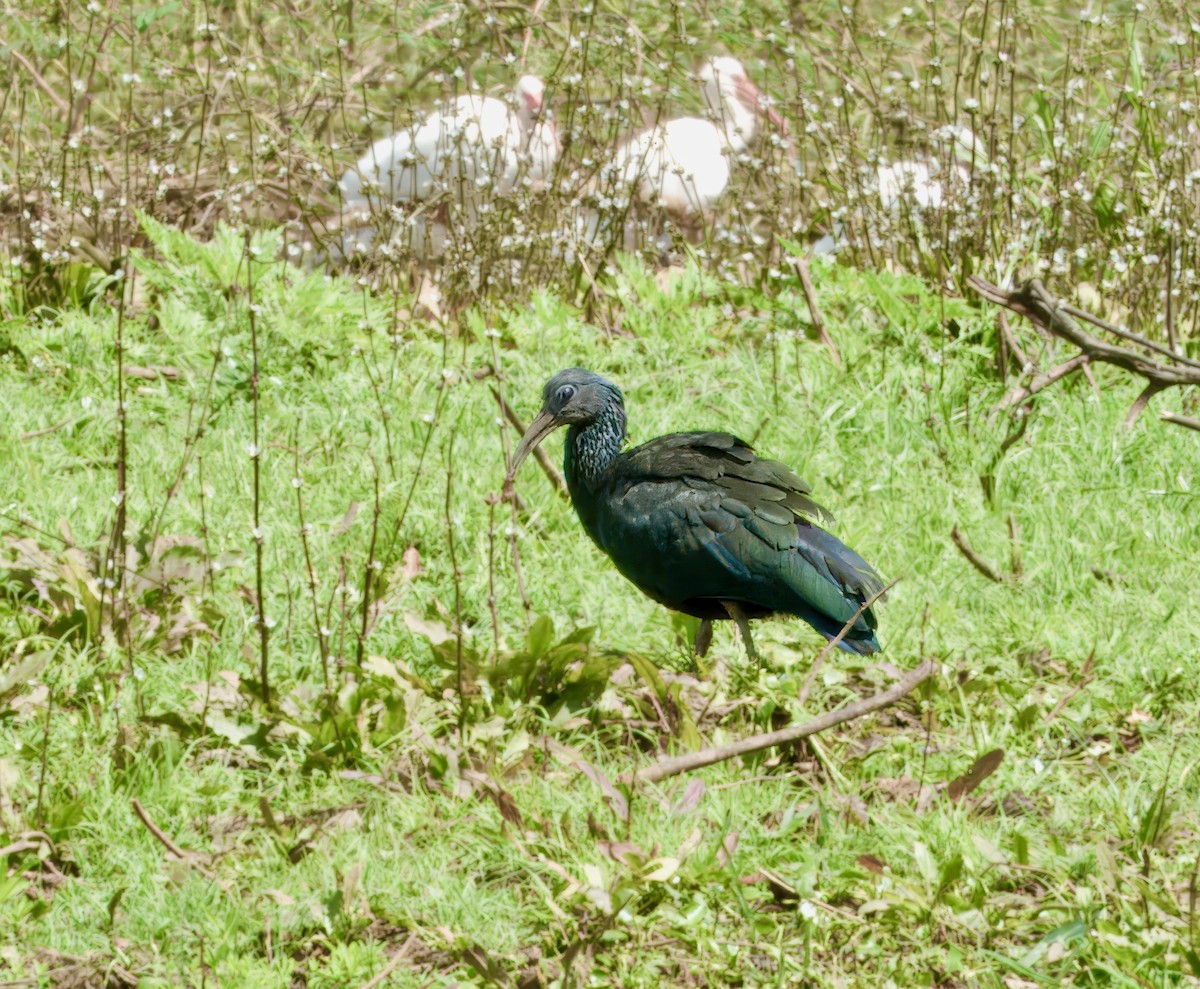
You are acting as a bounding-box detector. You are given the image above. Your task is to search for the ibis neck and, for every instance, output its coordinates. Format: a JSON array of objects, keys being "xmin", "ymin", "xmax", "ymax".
[
  {"xmin": 707, "ymin": 93, "xmax": 755, "ymax": 155},
  {"xmin": 564, "ymin": 403, "xmax": 626, "ymax": 495}
]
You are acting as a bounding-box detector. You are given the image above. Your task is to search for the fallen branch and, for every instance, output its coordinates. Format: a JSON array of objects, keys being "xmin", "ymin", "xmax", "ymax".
[
  {"xmin": 20, "ymin": 417, "xmax": 79, "ymax": 441},
  {"xmin": 10, "ymin": 49, "xmax": 70, "ymax": 115},
  {"xmin": 1059, "ymin": 302, "xmax": 1200, "ymax": 371},
  {"xmin": 1044, "ymin": 650, "xmax": 1096, "ymax": 723},
  {"xmin": 950, "ymin": 526, "xmax": 1006, "ymax": 583},
  {"xmin": 623, "ymin": 659, "xmax": 937, "ymax": 785},
  {"xmin": 968, "ymin": 276, "xmax": 1200, "ymax": 428},
  {"xmin": 995, "ymin": 310, "xmax": 1030, "ymax": 378}
]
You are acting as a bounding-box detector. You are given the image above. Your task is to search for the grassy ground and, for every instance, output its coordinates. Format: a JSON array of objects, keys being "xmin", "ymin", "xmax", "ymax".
[
  {"xmin": 2, "ymin": 0, "xmax": 1200, "ymax": 985},
  {"xmin": 0, "ymin": 221, "xmax": 1198, "ymax": 986}
]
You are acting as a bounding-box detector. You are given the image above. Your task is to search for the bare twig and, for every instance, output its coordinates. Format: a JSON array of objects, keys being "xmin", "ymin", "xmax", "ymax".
[
  {"xmin": 1161, "ymin": 411, "xmax": 1200, "ymax": 433},
  {"xmin": 355, "ymin": 936, "xmax": 417, "ymax": 989},
  {"xmin": 994, "ymin": 354, "xmax": 1090, "ymax": 411},
  {"xmin": 623, "ymin": 660, "xmax": 937, "ymax": 785},
  {"xmin": 968, "ymin": 277, "xmax": 1200, "ymax": 428},
  {"xmin": 1123, "ymin": 381, "xmax": 1168, "ymax": 430},
  {"xmin": 0, "ymin": 839, "xmax": 44, "ymax": 858},
  {"xmin": 798, "ymin": 578, "xmax": 898, "ymax": 704},
  {"xmin": 245, "ymin": 232, "xmax": 270, "ymax": 705},
  {"xmin": 131, "ymin": 799, "xmax": 215, "ymax": 880},
  {"xmin": 950, "ymin": 526, "xmax": 1005, "ymax": 583},
  {"xmin": 1059, "ymin": 303, "xmax": 1200, "ymax": 371},
  {"xmin": 9, "ymin": 49, "xmax": 70, "ymax": 115},
  {"xmin": 1044, "ymin": 650, "xmax": 1096, "ymax": 723},
  {"xmin": 19, "ymin": 417, "xmax": 78, "ymax": 440},
  {"xmin": 995, "ymin": 310, "xmax": 1029, "ymax": 378},
  {"xmin": 793, "ymin": 259, "xmax": 842, "ymax": 368},
  {"xmin": 1007, "ymin": 515, "xmax": 1023, "ymax": 578},
  {"xmin": 520, "ymin": 0, "xmax": 549, "ymax": 66}
]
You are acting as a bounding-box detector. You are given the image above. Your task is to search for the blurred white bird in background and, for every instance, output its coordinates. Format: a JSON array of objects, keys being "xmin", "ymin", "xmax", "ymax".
[
  {"xmin": 875, "ymin": 125, "xmax": 981, "ymax": 210},
  {"xmin": 575, "ymin": 56, "xmax": 787, "ymax": 258},
  {"xmin": 813, "ymin": 125, "xmax": 986, "ymax": 256},
  {"xmin": 331, "ymin": 75, "xmax": 559, "ymax": 263}
]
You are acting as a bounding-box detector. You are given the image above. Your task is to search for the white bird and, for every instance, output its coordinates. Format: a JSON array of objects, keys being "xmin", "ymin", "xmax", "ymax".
[
  {"xmin": 333, "ymin": 75, "xmax": 559, "ymax": 262},
  {"xmin": 812, "ymin": 125, "xmax": 985, "ymax": 256},
  {"xmin": 875, "ymin": 126, "xmax": 981, "ymax": 211},
  {"xmin": 590, "ymin": 56, "xmax": 785, "ymax": 248}
]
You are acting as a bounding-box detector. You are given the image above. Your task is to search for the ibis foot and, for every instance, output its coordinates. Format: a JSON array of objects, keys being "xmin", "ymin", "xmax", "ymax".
[
  {"xmin": 720, "ymin": 600, "xmax": 762, "ymax": 667},
  {"xmin": 694, "ymin": 619, "xmax": 714, "ymax": 658}
]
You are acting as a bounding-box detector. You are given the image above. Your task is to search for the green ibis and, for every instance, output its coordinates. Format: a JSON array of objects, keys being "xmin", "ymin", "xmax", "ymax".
[{"xmin": 507, "ymin": 369, "xmax": 884, "ymax": 662}]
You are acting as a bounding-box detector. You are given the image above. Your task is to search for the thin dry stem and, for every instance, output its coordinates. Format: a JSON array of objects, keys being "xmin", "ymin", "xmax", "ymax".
[
  {"xmin": 798, "ymin": 578, "xmax": 898, "ymax": 704},
  {"xmin": 950, "ymin": 526, "xmax": 1005, "ymax": 583}
]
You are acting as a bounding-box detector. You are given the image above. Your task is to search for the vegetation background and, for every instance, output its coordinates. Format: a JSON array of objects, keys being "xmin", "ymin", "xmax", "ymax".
[{"xmin": 1, "ymin": 0, "xmax": 1198, "ymax": 985}]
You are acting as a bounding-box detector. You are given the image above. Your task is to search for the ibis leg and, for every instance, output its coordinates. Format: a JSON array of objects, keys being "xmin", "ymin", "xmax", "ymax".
[
  {"xmin": 694, "ymin": 619, "xmax": 714, "ymax": 658},
  {"xmin": 721, "ymin": 601, "xmax": 761, "ymax": 666}
]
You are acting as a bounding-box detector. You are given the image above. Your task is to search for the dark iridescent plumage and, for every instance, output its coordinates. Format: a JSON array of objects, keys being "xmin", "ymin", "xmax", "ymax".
[{"xmin": 508, "ymin": 369, "xmax": 883, "ymax": 658}]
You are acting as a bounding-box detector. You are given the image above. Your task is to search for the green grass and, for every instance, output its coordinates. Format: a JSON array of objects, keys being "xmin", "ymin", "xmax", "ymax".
[
  {"xmin": 1, "ymin": 220, "xmax": 1198, "ymax": 986},
  {"xmin": 2, "ymin": 0, "xmax": 1200, "ymax": 982}
]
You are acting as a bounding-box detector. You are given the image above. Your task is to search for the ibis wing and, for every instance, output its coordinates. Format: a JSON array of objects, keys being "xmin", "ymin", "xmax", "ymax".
[
  {"xmin": 611, "ymin": 432, "xmax": 883, "ymax": 644},
  {"xmin": 620, "ymin": 431, "xmax": 832, "ymax": 524}
]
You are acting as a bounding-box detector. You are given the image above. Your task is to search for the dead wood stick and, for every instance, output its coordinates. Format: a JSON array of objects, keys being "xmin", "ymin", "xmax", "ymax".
[
  {"xmin": 995, "ymin": 310, "xmax": 1030, "ymax": 378},
  {"xmin": 995, "ymin": 354, "xmax": 1090, "ymax": 411},
  {"xmin": 20, "ymin": 417, "xmax": 78, "ymax": 441},
  {"xmin": 968, "ymin": 277, "xmax": 1200, "ymax": 429},
  {"xmin": 798, "ymin": 578, "xmax": 898, "ymax": 704},
  {"xmin": 1044, "ymin": 650, "xmax": 1095, "ymax": 723},
  {"xmin": 950, "ymin": 526, "xmax": 1005, "ymax": 583},
  {"xmin": 1007, "ymin": 515, "xmax": 1023, "ymax": 578},
  {"xmin": 794, "ymin": 259, "xmax": 843, "ymax": 368},
  {"xmin": 623, "ymin": 660, "xmax": 937, "ymax": 785},
  {"xmin": 520, "ymin": 0, "xmax": 549, "ymax": 65},
  {"xmin": 1160, "ymin": 411, "xmax": 1200, "ymax": 433},
  {"xmin": 0, "ymin": 839, "xmax": 44, "ymax": 858},
  {"xmin": 1059, "ymin": 302, "xmax": 1200, "ymax": 371},
  {"xmin": 131, "ymin": 799, "xmax": 215, "ymax": 879},
  {"xmin": 10, "ymin": 49, "xmax": 70, "ymax": 115},
  {"xmin": 1123, "ymin": 381, "xmax": 1168, "ymax": 430}
]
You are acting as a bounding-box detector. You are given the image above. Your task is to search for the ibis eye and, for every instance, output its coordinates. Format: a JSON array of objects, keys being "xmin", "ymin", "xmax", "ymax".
[{"xmin": 555, "ymin": 384, "xmax": 576, "ymax": 405}]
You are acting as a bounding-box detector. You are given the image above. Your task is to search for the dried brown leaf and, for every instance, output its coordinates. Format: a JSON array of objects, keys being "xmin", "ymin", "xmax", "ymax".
[
  {"xmin": 946, "ymin": 748, "xmax": 1005, "ymax": 802},
  {"xmin": 671, "ymin": 778, "xmax": 705, "ymax": 816},
  {"xmin": 716, "ymin": 830, "xmax": 740, "ymax": 868},
  {"xmin": 857, "ymin": 854, "xmax": 887, "ymax": 874},
  {"xmin": 331, "ymin": 501, "xmax": 360, "ymax": 537},
  {"xmin": 598, "ymin": 840, "xmax": 646, "ymax": 866}
]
